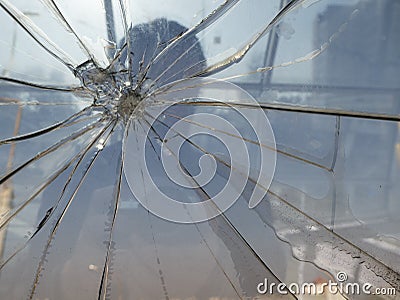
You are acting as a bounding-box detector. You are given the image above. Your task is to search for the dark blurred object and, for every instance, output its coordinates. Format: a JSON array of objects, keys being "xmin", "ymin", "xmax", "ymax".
[{"xmin": 120, "ymin": 18, "xmax": 206, "ymax": 86}]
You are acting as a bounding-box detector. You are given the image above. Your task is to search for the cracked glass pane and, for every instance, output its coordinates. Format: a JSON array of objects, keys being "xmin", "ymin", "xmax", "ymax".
[{"xmin": 0, "ymin": 0, "xmax": 399, "ymax": 299}]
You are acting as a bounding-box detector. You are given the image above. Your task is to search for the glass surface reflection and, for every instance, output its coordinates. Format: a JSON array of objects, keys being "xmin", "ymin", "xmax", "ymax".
[{"xmin": 0, "ymin": 0, "xmax": 399, "ymax": 299}]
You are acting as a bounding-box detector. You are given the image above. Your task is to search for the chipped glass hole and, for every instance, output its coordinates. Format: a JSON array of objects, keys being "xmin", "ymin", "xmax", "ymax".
[{"xmin": 0, "ymin": 0, "xmax": 399, "ymax": 299}]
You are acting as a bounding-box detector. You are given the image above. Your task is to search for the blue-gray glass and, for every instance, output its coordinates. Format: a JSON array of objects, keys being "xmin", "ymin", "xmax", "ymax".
[{"xmin": 0, "ymin": 0, "xmax": 399, "ymax": 299}]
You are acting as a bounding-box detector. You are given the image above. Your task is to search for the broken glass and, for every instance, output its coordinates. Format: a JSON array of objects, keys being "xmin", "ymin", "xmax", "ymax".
[{"xmin": 0, "ymin": 0, "xmax": 399, "ymax": 299}]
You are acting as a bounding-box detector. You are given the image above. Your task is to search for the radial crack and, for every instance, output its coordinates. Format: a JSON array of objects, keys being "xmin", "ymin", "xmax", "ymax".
[
  {"xmin": 28, "ymin": 121, "xmax": 117, "ymax": 299},
  {"xmin": 0, "ymin": 106, "xmax": 97, "ymax": 145},
  {"xmin": 97, "ymin": 147, "xmax": 123, "ymax": 300},
  {"xmin": 0, "ymin": 121, "xmax": 112, "ymax": 270}
]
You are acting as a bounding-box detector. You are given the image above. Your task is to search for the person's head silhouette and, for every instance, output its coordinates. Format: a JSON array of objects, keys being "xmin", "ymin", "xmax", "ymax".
[{"xmin": 120, "ymin": 18, "xmax": 206, "ymax": 88}]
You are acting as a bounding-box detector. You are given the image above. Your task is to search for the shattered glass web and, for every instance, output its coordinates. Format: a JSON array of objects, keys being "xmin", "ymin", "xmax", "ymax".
[{"xmin": 0, "ymin": 0, "xmax": 400, "ymax": 299}]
